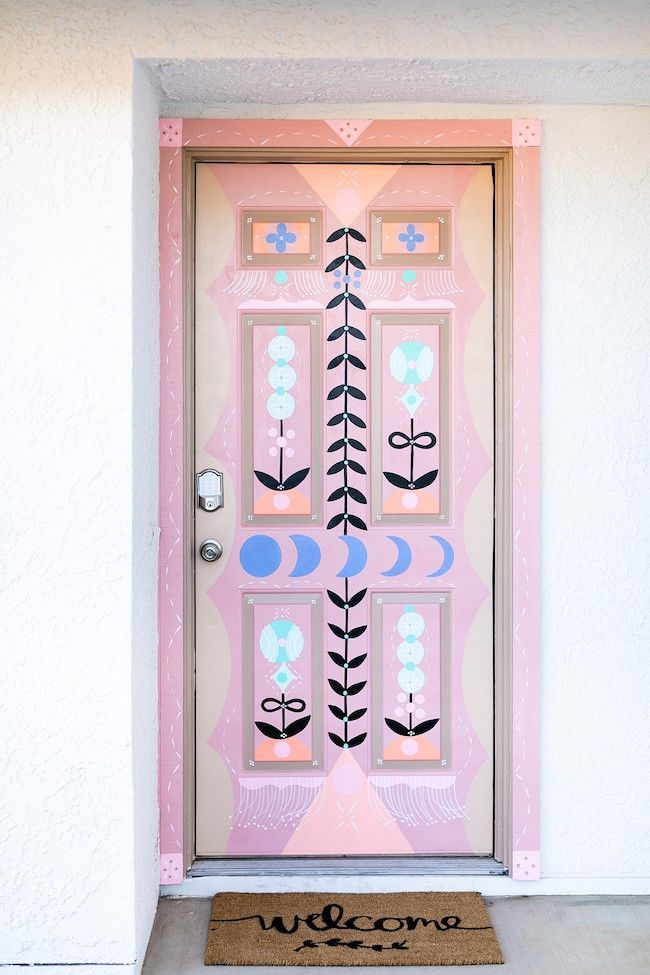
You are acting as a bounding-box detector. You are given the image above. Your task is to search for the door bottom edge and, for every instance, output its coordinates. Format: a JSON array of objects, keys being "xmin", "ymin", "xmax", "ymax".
[{"xmin": 188, "ymin": 855, "xmax": 506, "ymax": 877}]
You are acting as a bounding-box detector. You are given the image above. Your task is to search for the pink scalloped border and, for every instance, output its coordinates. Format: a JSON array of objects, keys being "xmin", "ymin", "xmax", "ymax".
[{"xmin": 158, "ymin": 119, "xmax": 541, "ymax": 883}]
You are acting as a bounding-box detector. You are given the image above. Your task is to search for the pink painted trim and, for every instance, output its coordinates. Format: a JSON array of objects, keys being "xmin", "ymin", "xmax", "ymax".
[{"xmin": 158, "ymin": 118, "xmax": 541, "ymax": 882}]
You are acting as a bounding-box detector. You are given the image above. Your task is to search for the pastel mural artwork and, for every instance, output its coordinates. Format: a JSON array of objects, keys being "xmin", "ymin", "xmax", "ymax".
[
  {"xmin": 370, "ymin": 209, "xmax": 451, "ymax": 267},
  {"xmin": 240, "ymin": 209, "xmax": 322, "ymax": 267}
]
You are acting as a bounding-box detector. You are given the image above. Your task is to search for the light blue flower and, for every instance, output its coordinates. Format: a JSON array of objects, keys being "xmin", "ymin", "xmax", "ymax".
[
  {"xmin": 398, "ymin": 223, "xmax": 425, "ymax": 253},
  {"xmin": 266, "ymin": 222, "xmax": 297, "ymax": 254}
]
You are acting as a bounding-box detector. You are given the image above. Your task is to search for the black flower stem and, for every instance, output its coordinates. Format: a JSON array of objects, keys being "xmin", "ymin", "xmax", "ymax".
[
  {"xmin": 409, "ymin": 418, "xmax": 415, "ymax": 485},
  {"xmin": 408, "ymin": 693, "xmax": 413, "ymax": 733},
  {"xmin": 343, "ymin": 232, "xmax": 350, "ymax": 535},
  {"xmin": 281, "ymin": 692, "xmax": 286, "ymax": 734},
  {"xmin": 279, "ymin": 419, "xmax": 284, "ymax": 486},
  {"xmin": 343, "ymin": 577, "xmax": 349, "ymax": 743}
]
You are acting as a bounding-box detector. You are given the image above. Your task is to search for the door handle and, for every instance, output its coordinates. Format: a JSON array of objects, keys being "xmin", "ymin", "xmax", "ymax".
[{"xmin": 199, "ymin": 539, "xmax": 223, "ymax": 563}]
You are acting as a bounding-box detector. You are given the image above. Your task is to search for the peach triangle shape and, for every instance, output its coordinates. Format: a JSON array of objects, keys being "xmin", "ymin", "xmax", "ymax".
[
  {"xmin": 294, "ymin": 163, "xmax": 397, "ymax": 224},
  {"xmin": 325, "ymin": 119, "xmax": 374, "ymax": 145},
  {"xmin": 282, "ymin": 750, "xmax": 412, "ymax": 855}
]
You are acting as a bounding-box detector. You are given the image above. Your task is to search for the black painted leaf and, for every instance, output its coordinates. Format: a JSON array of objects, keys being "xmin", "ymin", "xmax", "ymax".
[
  {"xmin": 284, "ymin": 715, "xmax": 311, "ymax": 738},
  {"xmin": 347, "ymin": 354, "xmax": 366, "ymax": 370},
  {"xmin": 347, "ymin": 486, "xmax": 367, "ymax": 504},
  {"xmin": 347, "ymin": 732, "xmax": 367, "ymax": 748},
  {"xmin": 347, "ymin": 459, "xmax": 366, "ymax": 475},
  {"xmin": 412, "ymin": 717, "xmax": 440, "ymax": 736},
  {"xmin": 326, "ymin": 293, "xmax": 346, "ymax": 309},
  {"xmin": 328, "ymin": 354, "xmax": 345, "ymax": 370},
  {"xmin": 328, "ymin": 731, "xmax": 346, "ymax": 747},
  {"xmin": 327, "ymin": 513, "xmax": 345, "ymax": 530},
  {"xmin": 347, "ymin": 514, "xmax": 368, "ymax": 531},
  {"xmin": 383, "ymin": 471, "xmax": 411, "ymax": 489},
  {"xmin": 329, "ymin": 704, "xmax": 346, "ymax": 720},
  {"xmin": 413, "ymin": 469, "xmax": 439, "ymax": 490},
  {"xmin": 347, "ymin": 227, "xmax": 367, "ymax": 242},
  {"xmin": 326, "ymin": 228, "xmax": 346, "ymax": 242},
  {"xmin": 325, "ymin": 255, "xmax": 345, "ymax": 272},
  {"xmin": 348, "ymin": 326, "xmax": 366, "ymax": 341},
  {"xmin": 255, "ymin": 720, "xmax": 283, "ymax": 740},
  {"xmin": 347, "ymin": 386, "xmax": 366, "ymax": 401},
  {"xmin": 347, "ymin": 437, "xmax": 366, "ymax": 451},
  {"xmin": 327, "ymin": 460, "xmax": 345, "ymax": 475},
  {"xmin": 348, "ymin": 653, "xmax": 367, "ymax": 669},
  {"xmin": 327, "ymin": 412, "xmax": 345, "ymax": 427},
  {"xmin": 328, "ymin": 438, "xmax": 346, "ymax": 452},
  {"xmin": 348, "ymin": 255, "xmax": 366, "ymax": 270},
  {"xmin": 348, "ymin": 707, "xmax": 367, "ymax": 721},
  {"xmin": 347, "ymin": 413, "xmax": 367, "ymax": 428},
  {"xmin": 283, "ymin": 467, "xmax": 310, "ymax": 490},
  {"xmin": 348, "ymin": 587, "xmax": 367, "ymax": 607},
  {"xmin": 327, "ymin": 384, "xmax": 345, "ymax": 401},
  {"xmin": 327, "ymin": 486, "xmax": 346, "ymax": 502},
  {"xmin": 347, "ymin": 680, "xmax": 366, "ymax": 696},
  {"xmin": 328, "ymin": 678, "xmax": 346, "ymax": 696},
  {"xmin": 348, "ymin": 624, "xmax": 367, "ymax": 639},
  {"xmin": 254, "ymin": 470, "xmax": 280, "ymax": 490},
  {"xmin": 327, "ymin": 326, "xmax": 345, "ymax": 341},
  {"xmin": 328, "ymin": 651, "xmax": 346, "ymax": 667},
  {"xmin": 347, "ymin": 293, "xmax": 366, "ymax": 311},
  {"xmin": 328, "ymin": 623, "xmax": 346, "ymax": 639},
  {"xmin": 385, "ymin": 717, "xmax": 410, "ymax": 737},
  {"xmin": 327, "ymin": 588, "xmax": 346, "ymax": 608}
]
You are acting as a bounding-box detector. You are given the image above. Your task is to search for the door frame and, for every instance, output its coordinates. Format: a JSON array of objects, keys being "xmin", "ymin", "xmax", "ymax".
[{"xmin": 158, "ymin": 118, "xmax": 541, "ymax": 885}]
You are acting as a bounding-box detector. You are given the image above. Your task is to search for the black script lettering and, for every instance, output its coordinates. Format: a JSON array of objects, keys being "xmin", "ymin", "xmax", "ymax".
[{"xmin": 374, "ymin": 916, "xmax": 405, "ymax": 932}]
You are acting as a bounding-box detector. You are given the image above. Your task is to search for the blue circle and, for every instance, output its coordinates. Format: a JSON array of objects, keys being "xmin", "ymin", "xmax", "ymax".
[
  {"xmin": 239, "ymin": 535, "xmax": 282, "ymax": 577},
  {"xmin": 274, "ymin": 270, "xmax": 289, "ymax": 285},
  {"xmin": 402, "ymin": 269, "xmax": 417, "ymax": 284}
]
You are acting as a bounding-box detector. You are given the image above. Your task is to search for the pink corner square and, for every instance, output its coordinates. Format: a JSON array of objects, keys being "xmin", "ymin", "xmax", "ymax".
[
  {"xmin": 160, "ymin": 118, "xmax": 182, "ymax": 147},
  {"xmin": 512, "ymin": 850, "xmax": 541, "ymax": 880},
  {"xmin": 512, "ymin": 119, "xmax": 541, "ymax": 147},
  {"xmin": 160, "ymin": 852, "xmax": 184, "ymax": 885}
]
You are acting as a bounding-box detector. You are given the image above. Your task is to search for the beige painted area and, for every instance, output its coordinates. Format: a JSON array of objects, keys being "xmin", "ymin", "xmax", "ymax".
[
  {"xmin": 463, "ymin": 470, "xmax": 494, "ymax": 589},
  {"xmin": 460, "ymin": 166, "xmax": 494, "ymax": 460},
  {"xmin": 463, "ymin": 597, "xmax": 495, "ymax": 854},
  {"xmin": 194, "ymin": 165, "xmax": 237, "ymax": 854}
]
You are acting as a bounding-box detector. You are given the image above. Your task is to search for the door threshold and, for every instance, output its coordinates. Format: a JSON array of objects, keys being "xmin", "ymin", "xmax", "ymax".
[{"xmin": 189, "ymin": 856, "xmax": 507, "ymax": 877}]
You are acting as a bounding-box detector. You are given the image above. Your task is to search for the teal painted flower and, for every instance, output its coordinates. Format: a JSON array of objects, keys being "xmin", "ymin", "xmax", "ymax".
[
  {"xmin": 259, "ymin": 620, "xmax": 304, "ymax": 664},
  {"xmin": 390, "ymin": 340, "xmax": 434, "ymax": 385}
]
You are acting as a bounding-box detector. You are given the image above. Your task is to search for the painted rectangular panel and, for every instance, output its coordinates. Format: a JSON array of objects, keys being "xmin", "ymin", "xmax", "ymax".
[
  {"xmin": 371, "ymin": 314, "xmax": 450, "ymax": 525},
  {"xmin": 240, "ymin": 209, "xmax": 322, "ymax": 266},
  {"xmin": 243, "ymin": 592, "xmax": 323, "ymax": 772},
  {"xmin": 372, "ymin": 591, "xmax": 450, "ymax": 770},
  {"xmin": 369, "ymin": 209, "xmax": 451, "ymax": 266},
  {"xmin": 242, "ymin": 314, "xmax": 322, "ymax": 525}
]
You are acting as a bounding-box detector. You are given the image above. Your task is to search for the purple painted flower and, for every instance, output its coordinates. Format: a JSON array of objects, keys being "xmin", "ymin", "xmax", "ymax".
[
  {"xmin": 266, "ymin": 222, "xmax": 297, "ymax": 254},
  {"xmin": 398, "ymin": 223, "xmax": 425, "ymax": 253}
]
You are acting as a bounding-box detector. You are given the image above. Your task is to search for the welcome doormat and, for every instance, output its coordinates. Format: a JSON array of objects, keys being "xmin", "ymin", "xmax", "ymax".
[{"xmin": 205, "ymin": 892, "xmax": 503, "ymax": 966}]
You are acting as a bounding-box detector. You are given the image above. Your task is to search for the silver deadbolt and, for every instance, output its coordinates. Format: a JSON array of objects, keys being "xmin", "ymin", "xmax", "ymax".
[
  {"xmin": 196, "ymin": 469, "xmax": 224, "ymax": 511},
  {"xmin": 199, "ymin": 539, "xmax": 223, "ymax": 563}
]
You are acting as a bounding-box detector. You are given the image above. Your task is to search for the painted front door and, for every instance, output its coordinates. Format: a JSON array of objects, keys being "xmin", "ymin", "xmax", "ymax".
[{"xmin": 194, "ymin": 160, "xmax": 494, "ymax": 857}]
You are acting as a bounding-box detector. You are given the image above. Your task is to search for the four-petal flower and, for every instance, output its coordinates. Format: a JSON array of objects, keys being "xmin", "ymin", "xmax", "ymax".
[
  {"xmin": 398, "ymin": 223, "xmax": 425, "ymax": 252},
  {"xmin": 266, "ymin": 222, "xmax": 297, "ymax": 254}
]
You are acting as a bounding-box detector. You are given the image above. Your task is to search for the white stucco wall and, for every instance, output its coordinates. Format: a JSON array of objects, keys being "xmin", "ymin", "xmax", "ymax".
[{"xmin": 0, "ymin": 0, "xmax": 649, "ymax": 970}]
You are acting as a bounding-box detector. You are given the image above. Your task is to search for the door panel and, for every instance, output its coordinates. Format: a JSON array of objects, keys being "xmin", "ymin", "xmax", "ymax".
[{"xmin": 195, "ymin": 162, "xmax": 494, "ymax": 857}]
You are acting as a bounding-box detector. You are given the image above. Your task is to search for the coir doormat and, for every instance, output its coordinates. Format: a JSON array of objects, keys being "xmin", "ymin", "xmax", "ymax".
[{"xmin": 205, "ymin": 892, "xmax": 503, "ymax": 966}]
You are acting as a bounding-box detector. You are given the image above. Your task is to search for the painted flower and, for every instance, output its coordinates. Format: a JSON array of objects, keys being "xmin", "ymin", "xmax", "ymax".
[
  {"xmin": 268, "ymin": 362, "xmax": 297, "ymax": 391},
  {"xmin": 259, "ymin": 620, "xmax": 304, "ymax": 663},
  {"xmin": 398, "ymin": 223, "xmax": 425, "ymax": 252},
  {"xmin": 397, "ymin": 664, "xmax": 426, "ymax": 694},
  {"xmin": 267, "ymin": 391, "xmax": 296, "ymax": 420},
  {"xmin": 390, "ymin": 341, "xmax": 434, "ymax": 385},
  {"xmin": 265, "ymin": 222, "xmax": 297, "ymax": 254},
  {"xmin": 267, "ymin": 333, "xmax": 295, "ymax": 363}
]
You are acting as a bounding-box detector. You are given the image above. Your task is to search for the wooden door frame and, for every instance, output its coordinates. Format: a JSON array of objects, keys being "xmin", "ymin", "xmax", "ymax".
[{"xmin": 158, "ymin": 119, "xmax": 541, "ymax": 885}]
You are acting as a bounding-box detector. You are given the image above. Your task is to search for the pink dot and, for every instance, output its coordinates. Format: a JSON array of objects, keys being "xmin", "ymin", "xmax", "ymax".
[
  {"xmin": 269, "ymin": 446, "xmax": 278, "ymax": 457},
  {"xmin": 415, "ymin": 708, "xmax": 425, "ymax": 719},
  {"xmin": 285, "ymin": 447, "xmax": 295, "ymax": 458},
  {"xmin": 286, "ymin": 429, "xmax": 296, "ymax": 439},
  {"xmin": 273, "ymin": 494, "xmax": 290, "ymax": 510},
  {"xmin": 401, "ymin": 740, "xmax": 419, "ymax": 756},
  {"xmin": 278, "ymin": 638, "xmax": 287, "ymax": 647},
  {"xmin": 415, "ymin": 694, "xmax": 425, "ymax": 704},
  {"xmin": 408, "ymin": 360, "xmax": 417, "ymax": 369},
  {"xmin": 274, "ymin": 741, "xmax": 291, "ymax": 758},
  {"xmin": 406, "ymin": 703, "xmax": 415, "ymax": 713},
  {"xmin": 277, "ymin": 436, "xmax": 287, "ymax": 447},
  {"xmin": 397, "ymin": 692, "xmax": 407, "ymax": 703},
  {"xmin": 394, "ymin": 707, "xmax": 405, "ymax": 717},
  {"xmin": 402, "ymin": 493, "xmax": 419, "ymax": 509},
  {"xmin": 268, "ymin": 427, "xmax": 278, "ymax": 437},
  {"xmin": 333, "ymin": 765, "xmax": 364, "ymax": 796}
]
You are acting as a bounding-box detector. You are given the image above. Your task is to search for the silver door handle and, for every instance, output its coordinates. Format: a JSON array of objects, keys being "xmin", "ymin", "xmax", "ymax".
[{"xmin": 199, "ymin": 539, "xmax": 223, "ymax": 562}]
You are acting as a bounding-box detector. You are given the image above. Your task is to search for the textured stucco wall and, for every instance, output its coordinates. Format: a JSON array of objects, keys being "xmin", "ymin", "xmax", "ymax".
[{"xmin": 0, "ymin": 0, "xmax": 649, "ymax": 970}]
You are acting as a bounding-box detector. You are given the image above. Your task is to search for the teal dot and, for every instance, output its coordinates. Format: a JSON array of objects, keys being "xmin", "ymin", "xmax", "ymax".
[
  {"xmin": 277, "ymin": 324, "xmax": 288, "ymax": 334},
  {"xmin": 406, "ymin": 394, "xmax": 417, "ymax": 405},
  {"xmin": 343, "ymin": 742, "xmax": 349, "ymax": 749},
  {"xmin": 277, "ymin": 672, "xmax": 288, "ymax": 683},
  {"xmin": 402, "ymin": 269, "xmax": 417, "ymax": 284},
  {"xmin": 404, "ymin": 604, "xmax": 415, "ymax": 613},
  {"xmin": 274, "ymin": 271, "xmax": 288, "ymax": 285},
  {"xmin": 406, "ymin": 661, "xmax": 416, "ymax": 671},
  {"xmin": 406, "ymin": 634, "xmax": 416, "ymax": 643},
  {"xmin": 276, "ymin": 386, "xmax": 285, "ymax": 396},
  {"xmin": 277, "ymin": 358, "xmax": 286, "ymax": 367}
]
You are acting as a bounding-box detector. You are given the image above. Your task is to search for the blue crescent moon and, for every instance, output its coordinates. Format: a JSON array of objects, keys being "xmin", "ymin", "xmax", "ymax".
[
  {"xmin": 427, "ymin": 535, "xmax": 455, "ymax": 577},
  {"xmin": 336, "ymin": 535, "xmax": 368, "ymax": 578},
  {"xmin": 288, "ymin": 534, "xmax": 321, "ymax": 577},
  {"xmin": 381, "ymin": 536, "xmax": 412, "ymax": 577}
]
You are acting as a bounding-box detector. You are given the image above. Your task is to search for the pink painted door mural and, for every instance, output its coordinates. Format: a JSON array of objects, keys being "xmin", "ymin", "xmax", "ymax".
[{"xmin": 194, "ymin": 162, "xmax": 494, "ymax": 857}]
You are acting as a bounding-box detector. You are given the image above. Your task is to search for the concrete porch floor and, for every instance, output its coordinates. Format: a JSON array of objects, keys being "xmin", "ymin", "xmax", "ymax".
[{"xmin": 143, "ymin": 895, "xmax": 650, "ymax": 974}]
